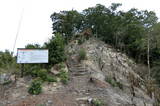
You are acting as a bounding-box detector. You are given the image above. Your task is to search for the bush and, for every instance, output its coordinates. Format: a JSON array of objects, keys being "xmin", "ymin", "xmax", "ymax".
[
  {"xmin": 92, "ymin": 99, "xmax": 104, "ymax": 106},
  {"xmin": 28, "ymin": 79, "xmax": 42, "ymax": 95},
  {"xmin": 59, "ymin": 62, "xmax": 65, "ymax": 69},
  {"xmin": 24, "ymin": 64, "xmax": 41, "ymax": 76},
  {"xmin": 3, "ymin": 80, "xmax": 12, "ymax": 85},
  {"xmin": 44, "ymin": 33, "xmax": 66, "ymax": 65},
  {"xmin": 46, "ymin": 75, "xmax": 57, "ymax": 82},
  {"xmin": 105, "ymin": 77, "xmax": 117, "ymax": 87},
  {"xmin": 117, "ymin": 81, "xmax": 123, "ymax": 90},
  {"xmin": 37, "ymin": 69, "xmax": 48, "ymax": 81},
  {"xmin": 0, "ymin": 50, "xmax": 15, "ymax": 69},
  {"xmin": 78, "ymin": 38, "xmax": 84, "ymax": 45},
  {"xmin": 78, "ymin": 48, "xmax": 86, "ymax": 61},
  {"xmin": 58, "ymin": 70, "xmax": 69, "ymax": 84},
  {"xmin": 105, "ymin": 77, "xmax": 123, "ymax": 90}
]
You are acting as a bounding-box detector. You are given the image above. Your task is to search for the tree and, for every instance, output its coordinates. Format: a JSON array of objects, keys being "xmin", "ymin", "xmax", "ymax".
[
  {"xmin": 49, "ymin": 3, "xmax": 158, "ymax": 66},
  {"xmin": 44, "ymin": 33, "xmax": 66, "ymax": 65},
  {"xmin": 50, "ymin": 10, "xmax": 84, "ymax": 42},
  {"xmin": 25, "ymin": 44, "xmax": 41, "ymax": 49}
]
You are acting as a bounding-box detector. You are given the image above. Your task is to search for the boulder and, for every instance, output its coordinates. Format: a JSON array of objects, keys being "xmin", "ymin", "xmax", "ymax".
[
  {"xmin": 0, "ymin": 73, "xmax": 11, "ymax": 84},
  {"xmin": 51, "ymin": 68, "xmax": 60, "ymax": 75},
  {"xmin": 90, "ymin": 72, "xmax": 105, "ymax": 82},
  {"xmin": 51, "ymin": 63, "xmax": 69, "ymax": 75}
]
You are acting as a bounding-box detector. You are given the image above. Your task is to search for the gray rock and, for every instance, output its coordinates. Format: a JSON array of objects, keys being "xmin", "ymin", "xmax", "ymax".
[
  {"xmin": 90, "ymin": 72, "xmax": 105, "ymax": 82},
  {"xmin": 47, "ymin": 100, "xmax": 53, "ymax": 104},
  {"xmin": 0, "ymin": 73, "xmax": 11, "ymax": 84}
]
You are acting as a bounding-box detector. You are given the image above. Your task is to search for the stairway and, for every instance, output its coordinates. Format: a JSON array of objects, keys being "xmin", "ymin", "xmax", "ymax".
[{"xmin": 67, "ymin": 57, "xmax": 89, "ymax": 77}]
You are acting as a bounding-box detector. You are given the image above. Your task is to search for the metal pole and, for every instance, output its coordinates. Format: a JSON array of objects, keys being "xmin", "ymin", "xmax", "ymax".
[{"xmin": 12, "ymin": 9, "xmax": 24, "ymax": 55}]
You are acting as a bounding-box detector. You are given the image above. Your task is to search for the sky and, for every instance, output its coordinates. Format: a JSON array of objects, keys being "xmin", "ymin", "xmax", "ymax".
[{"xmin": 0, "ymin": 0, "xmax": 160, "ymax": 54}]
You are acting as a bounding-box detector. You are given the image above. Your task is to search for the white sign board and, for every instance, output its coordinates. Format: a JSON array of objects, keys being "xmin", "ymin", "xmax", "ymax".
[{"xmin": 17, "ymin": 49, "xmax": 48, "ymax": 63}]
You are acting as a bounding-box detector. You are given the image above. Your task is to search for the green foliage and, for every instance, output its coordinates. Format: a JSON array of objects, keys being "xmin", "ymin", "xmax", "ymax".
[
  {"xmin": 0, "ymin": 50, "xmax": 19, "ymax": 74},
  {"xmin": 78, "ymin": 38, "xmax": 84, "ymax": 45},
  {"xmin": 44, "ymin": 33, "xmax": 66, "ymax": 65},
  {"xmin": 36, "ymin": 104, "xmax": 46, "ymax": 106},
  {"xmin": 28, "ymin": 78, "xmax": 42, "ymax": 95},
  {"xmin": 25, "ymin": 44, "xmax": 41, "ymax": 49},
  {"xmin": 50, "ymin": 10, "xmax": 84, "ymax": 42},
  {"xmin": 58, "ymin": 70, "xmax": 69, "ymax": 84},
  {"xmin": 50, "ymin": 4, "xmax": 158, "ymax": 64},
  {"xmin": 105, "ymin": 77, "xmax": 123, "ymax": 90},
  {"xmin": 24, "ymin": 64, "xmax": 41, "ymax": 77},
  {"xmin": 78, "ymin": 48, "xmax": 87, "ymax": 61},
  {"xmin": 27, "ymin": 68, "xmax": 57, "ymax": 82},
  {"xmin": 105, "ymin": 77, "xmax": 117, "ymax": 87},
  {"xmin": 0, "ymin": 50, "xmax": 14, "ymax": 69},
  {"xmin": 37, "ymin": 69, "xmax": 48, "ymax": 81},
  {"xmin": 46, "ymin": 75, "xmax": 57, "ymax": 82},
  {"xmin": 3, "ymin": 80, "xmax": 12, "ymax": 85},
  {"xmin": 58, "ymin": 62, "xmax": 65, "ymax": 69},
  {"xmin": 50, "ymin": 3, "xmax": 160, "ymax": 86},
  {"xmin": 92, "ymin": 99, "xmax": 104, "ymax": 106},
  {"xmin": 116, "ymin": 81, "xmax": 123, "ymax": 90}
]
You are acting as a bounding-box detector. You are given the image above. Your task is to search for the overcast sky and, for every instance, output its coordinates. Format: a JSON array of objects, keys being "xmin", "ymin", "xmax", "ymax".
[{"xmin": 0, "ymin": 0, "xmax": 160, "ymax": 54}]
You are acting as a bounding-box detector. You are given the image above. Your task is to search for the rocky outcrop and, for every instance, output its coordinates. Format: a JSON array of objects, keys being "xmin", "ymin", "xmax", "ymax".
[
  {"xmin": 66, "ymin": 38, "xmax": 154, "ymax": 106},
  {"xmin": 0, "ymin": 73, "xmax": 11, "ymax": 84}
]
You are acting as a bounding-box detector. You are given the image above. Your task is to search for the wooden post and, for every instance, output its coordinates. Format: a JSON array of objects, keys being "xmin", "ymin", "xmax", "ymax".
[{"xmin": 21, "ymin": 64, "xmax": 24, "ymax": 77}]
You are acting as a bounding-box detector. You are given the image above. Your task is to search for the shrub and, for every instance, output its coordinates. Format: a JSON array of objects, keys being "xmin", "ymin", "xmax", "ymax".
[
  {"xmin": 58, "ymin": 70, "xmax": 69, "ymax": 84},
  {"xmin": 78, "ymin": 38, "xmax": 84, "ymax": 45},
  {"xmin": 44, "ymin": 33, "xmax": 66, "ymax": 65},
  {"xmin": 78, "ymin": 48, "xmax": 86, "ymax": 61},
  {"xmin": 105, "ymin": 77, "xmax": 123, "ymax": 90},
  {"xmin": 36, "ymin": 104, "xmax": 46, "ymax": 106},
  {"xmin": 105, "ymin": 77, "xmax": 117, "ymax": 87},
  {"xmin": 92, "ymin": 99, "xmax": 104, "ymax": 106},
  {"xmin": 37, "ymin": 69, "xmax": 48, "ymax": 81},
  {"xmin": 28, "ymin": 79, "xmax": 42, "ymax": 95},
  {"xmin": 24, "ymin": 64, "xmax": 41, "ymax": 76},
  {"xmin": 59, "ymin": 62, "xmax": 65, "ymax": 69},
  {"xmin": 46, "ymin": 75, "xmax": 57, "ymax": 82},
  {"xmin": 0, "ymin": 50, "xmax": 15, "ymax": 69},
  {"xmin": 116, "ymin": 81, "xmax": 123, "ymax": 90},
  {"xmin": 3, "ymin": 80, "xmax": 12, "ymax": 85}
]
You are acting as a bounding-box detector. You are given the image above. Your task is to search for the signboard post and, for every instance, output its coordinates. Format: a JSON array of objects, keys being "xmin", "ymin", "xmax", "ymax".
[
  {"xmin": 21, "ymin": 64, "xmax": 24, "ymax": 77},
  {"xmin": 17, "ymin": 49, "xmax": 49, "ymax": 77}
]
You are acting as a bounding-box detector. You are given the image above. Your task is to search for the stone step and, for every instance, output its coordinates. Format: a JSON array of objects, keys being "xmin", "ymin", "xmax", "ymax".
[
  {"xmin": 69, "ymin": 67, "xmax": 85, "ymax": 70},
  {"xmin": 70, "ymin": 65, "xmax": 83, "ymax": 68},
  {"xmin": 72, "ymin": 72, "xmax": 88, "ymax": 76},
  {"xmin": 69, "ymin": 68, "xmax": 85, "ymax": 71},
  {"xmin": 69, "ymin": 68, "xmax": 86, "ymax": 72}
]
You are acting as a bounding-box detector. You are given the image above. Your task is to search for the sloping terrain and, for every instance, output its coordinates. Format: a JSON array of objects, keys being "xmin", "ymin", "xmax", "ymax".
[{"xmin": 0, "ymin": 38, "xmax": 154, "ymax": 106}]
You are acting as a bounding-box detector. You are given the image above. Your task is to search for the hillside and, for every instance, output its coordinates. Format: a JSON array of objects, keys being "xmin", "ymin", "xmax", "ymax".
[{"xmin": 0, "ymin": 38, "xmax": 155, "ymax": 106}]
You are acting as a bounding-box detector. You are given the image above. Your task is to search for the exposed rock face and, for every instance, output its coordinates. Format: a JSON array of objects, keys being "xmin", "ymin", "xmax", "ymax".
[
  {"xmin": 51, "ymin": 63, "xmax": 69, "ymax": 75},
  {"xmin": 66, "ymin": 38, "xmax": 154, "ymax": 106},
  {"xmin": 0, "ymin": 73, "xmax": 11, "ymax": 84}
]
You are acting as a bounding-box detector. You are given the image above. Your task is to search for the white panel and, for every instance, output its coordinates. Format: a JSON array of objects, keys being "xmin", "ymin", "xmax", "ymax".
[{"xmin": 17, "ymin": 49, "xmax": 48, "ymax": 63}]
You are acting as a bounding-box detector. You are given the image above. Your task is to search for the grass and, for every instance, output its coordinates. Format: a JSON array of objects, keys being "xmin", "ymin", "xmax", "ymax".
[
  {"xmin": 78, "ymin": 48, "xmax": 87, "ymax": 61},
  {"xmin": 105, "ymin": 77, "xmax": 123, "ymax": 90},
  {"xmin": 92, "ymin": 99, "xmax": 104, "ymax": 106}
]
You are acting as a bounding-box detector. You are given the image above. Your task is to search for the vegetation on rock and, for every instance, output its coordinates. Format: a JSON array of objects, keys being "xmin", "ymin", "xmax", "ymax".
[{"xmin": 28, "ymin": 78, "xmax": 42, "ymax": 95}]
